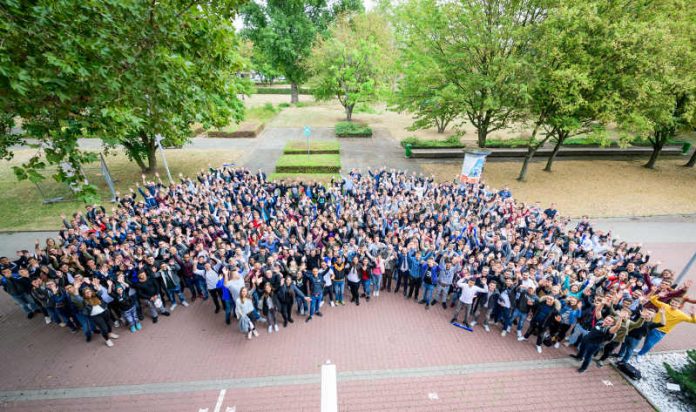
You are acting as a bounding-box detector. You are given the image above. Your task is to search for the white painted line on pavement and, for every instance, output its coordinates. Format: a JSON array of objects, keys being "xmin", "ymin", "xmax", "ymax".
[
  {"xmin": 321, "ymin": 361, "xmax": 337, "ymax": 412},
  {"xmin": 225, "ymin": 407, "xmax": 236, "ymax": 412},
  {"xmin": 198, "ymin": 409, "xmax": 208, "ymax": 412},
  {"xmin": 213, "ymin": 389, "xmax": 226, "ymax": 412}
]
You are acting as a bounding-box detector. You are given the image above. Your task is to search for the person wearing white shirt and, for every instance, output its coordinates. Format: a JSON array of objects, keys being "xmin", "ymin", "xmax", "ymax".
[{"xmin": 451, "ymin": 277, "xmax": 488, "ymax": 327}]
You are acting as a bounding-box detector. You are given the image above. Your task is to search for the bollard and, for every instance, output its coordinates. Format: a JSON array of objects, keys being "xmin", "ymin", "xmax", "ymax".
[{"xmin": 405, "ymin": 143, "xmax": 412, "ymax": 158}]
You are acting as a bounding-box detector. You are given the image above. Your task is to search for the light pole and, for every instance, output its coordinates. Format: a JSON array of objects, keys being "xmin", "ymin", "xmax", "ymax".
[{"xmin": 155, "ymin": 134, "xmax": 173, "ymax": 185}]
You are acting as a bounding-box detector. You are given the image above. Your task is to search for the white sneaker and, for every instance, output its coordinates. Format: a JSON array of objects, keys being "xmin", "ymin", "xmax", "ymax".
[
  {"xmin": 247, "ymin": 331, "xmax": 253, "ymax": 340},
  {"xmin": 44, "ymin": 316, "xmax": 51, "ymax": 324},
  {"xmin": 516, "ymin": 331, "xmax": 522, "ymax": 338},
  {"xmin": 105, "ymin": 339, "xmax": 114, "ymax": 347},
  {"xmin": 484, "ymin": 325, "xmax": 490, "ymax": 332},
  {"xmin": 536, "ymin": 345, "xmax": 542, "ymax": 353},
  {"xmin": 300, "ymin": 308, "xmax": 305, "ymax": 315},
  {"xmin": 330, "ymin": 301, "xmax": 335, "ymax": 307},
  {"xmin": 252, "ymin": 329, "xmax": 259, "ymax": 337},
  {"xmin": 170, "ymin": 303, "xmax": 177, "ymax": 311},
  {"xmin": 554, "ymin": 342, "xmax": 560, "ymax": 349},
  {"xmin": 268, "ymin": 325, "xmax": 273, "ymax": 334},
  {"xmin": 319, "ymin": 301, "xmax": 325, "ymax": 308},
  {"xmin": 108, "ymin": 333, "xmax": 119, "ymax": 339},
  {"xmin": 274, "ymin": 324, "xmax": 279, "ymax": 332},
  {"xmin": 517, "ymin": 336, "xmax": 527, "ymax": 341},
  {"xmin": 470, "ymin": 321, "xmax": 477, "ymax": 327},
  {"xmin": 59, "ymin": 322, "xmax": 66, "ymax": 328},
  {"xmin": 113, "ymin": 320, "xmax": 120, "ymax": 328},
  {"xmin": 376, "ymin": 291, "xmax": 380, "ymax": 297},
  {"xmin": 182, "ymin": 301, "xmax": 189, "ymax": 307},
  {"xmin": 501, "ymin": 330, "xmax": 507, "ymax": 337}
]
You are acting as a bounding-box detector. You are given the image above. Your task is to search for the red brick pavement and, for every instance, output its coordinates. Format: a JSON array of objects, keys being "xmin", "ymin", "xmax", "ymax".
[{"xmin": 0, "ymin": 241, "xmax": 693, "ymax": 411}]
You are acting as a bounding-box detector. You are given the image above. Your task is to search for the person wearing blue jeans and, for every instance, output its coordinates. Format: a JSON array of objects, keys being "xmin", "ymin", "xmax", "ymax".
[
  {"xmin": 419, "ymin": 258, "xmax": 439, "ymax": 309},
  {"xmin": 333, "ymin": 280, "xmax": 345, "ymax": 305},
  {"xmin": 305, "ymin": 268, "xmax": 324, "ymax": 322},
  {"xmin": 637, "ymin": 328, "xmax": 667, "ymax": 356},
  {"xmin": 572, "ymin": 315, "xmax": 623, "ymax": 373},
  {"xmin": 619, "ymin": 308, "xmax": 664, "ymax": 364}
]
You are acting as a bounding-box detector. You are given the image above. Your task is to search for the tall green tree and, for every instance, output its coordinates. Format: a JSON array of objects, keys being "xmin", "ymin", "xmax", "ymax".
[
  {"xmin": 615, "ymin": 0, "xmax": 696, "ymax": 169},
  {"xmin": 308, "ymin": 12, "xmax": 395, "ymax": 121},
  {"xmin": 240, "ymin": 0, "xmax": 363, "ymax": 103},
  {"xmin": 391, "ymin": 13, "xmax": 459, "ymax": 134},
  {"xmin": 395, "ymin": 0, "xmax": 546, "ymax": 148},
  {"xmin": 1, "ymin": 0, "xmax": 249, "ymax": 199}
]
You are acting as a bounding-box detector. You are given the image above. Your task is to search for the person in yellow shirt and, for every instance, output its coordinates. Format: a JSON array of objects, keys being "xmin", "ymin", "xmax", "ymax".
[{"xmin": 637, "ymin": 296, "xmax": 696, "ymax": 356}]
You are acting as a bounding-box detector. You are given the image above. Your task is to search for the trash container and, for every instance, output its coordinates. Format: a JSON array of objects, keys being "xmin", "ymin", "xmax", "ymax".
[
  {"xmin": 405, "ymin": 143, "xmax": 412, "ymax": 158},
  {"xmin": 682, "ymin": 142, "xmax": 691, "ymax": 154}
]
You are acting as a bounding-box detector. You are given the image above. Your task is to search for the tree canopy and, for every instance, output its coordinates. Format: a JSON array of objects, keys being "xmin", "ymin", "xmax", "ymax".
[{"xmin": 1, "ymin": 0, "xmax": 250, "ymax": 200}]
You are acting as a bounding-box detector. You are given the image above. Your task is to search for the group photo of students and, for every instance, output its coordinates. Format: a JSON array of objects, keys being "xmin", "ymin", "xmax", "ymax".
[{"xmin": 2, "ymin": 167, "xmax": 694, "ymax": 374}]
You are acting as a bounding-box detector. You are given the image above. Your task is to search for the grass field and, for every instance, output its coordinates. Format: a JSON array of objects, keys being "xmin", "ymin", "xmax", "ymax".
[{"xmin": 0, "ymin": 148, "xmax": 242, "ymax": 231}]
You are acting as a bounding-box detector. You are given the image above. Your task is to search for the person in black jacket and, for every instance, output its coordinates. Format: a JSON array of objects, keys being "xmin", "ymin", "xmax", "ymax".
[
  {"xmin": 1, "ymin": 267, "xmax": 38, "ymax": 318},
  {"xmin": 276, "ymin": 276, "xmax": 309, "ymax": 327},
  {"xmin": 133, "ymin": 272, "xmax": 170, "ymax": 323},
  {"xmin": 110, "ymin": 283, "xmax": 141, "ymax": 333},
  {"xmin": 520, "ymin": 295, "xmax": 559, "ymax": 353},
  {"xmin": 81, "ymin": 288, "xmax": 119, "ymax": 347}
]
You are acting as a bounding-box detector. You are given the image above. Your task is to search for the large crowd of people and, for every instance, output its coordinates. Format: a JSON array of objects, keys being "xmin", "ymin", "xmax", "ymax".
[{"xmin": 2, "ymin": 167, "xmax": 695, "ymax": 373}]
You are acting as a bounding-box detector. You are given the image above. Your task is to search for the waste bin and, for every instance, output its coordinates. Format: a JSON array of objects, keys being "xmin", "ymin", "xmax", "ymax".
[
  {"xmin": 405, "ymin": 143, "xmax": 412, "ymax": 158},
  {"xmin": 682, "ymin": 142, "xmax": 691, "ymax": 154}
]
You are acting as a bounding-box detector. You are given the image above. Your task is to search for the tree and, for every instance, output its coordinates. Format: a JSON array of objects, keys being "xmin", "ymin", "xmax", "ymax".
[
  {"xmin": 665, "ymin": 349, "xmax": 696, "ymax": 406},
  {"xmin": 395, "ymin": 0, "xmax": 546, "ymax": 148},
  {"xmin": 516, "ymin": 0, "xmax": 627, "ymax": 180},
  {"xmin": 240, "ymin": 0, "xmax": 362, "ymax": 103},
  {"xmin": 616, "ymin": 0, "xmax": 696, "ymax": 169},
  {"xmin": 308, "ymin": 12, "xmax": 395, "ymax": 121},
  {"xmin": 1, "ymin": 0, "xmax": 249, "ymax": 199},
  {"xmin": 391, "ymin": 14, "xmax": 459, "ymax": 134}
]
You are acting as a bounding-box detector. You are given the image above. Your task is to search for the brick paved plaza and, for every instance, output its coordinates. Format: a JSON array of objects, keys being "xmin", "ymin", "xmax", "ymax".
[{"xmin": 0, "ymin": 240, "xmax": 694, "ymax": 412}]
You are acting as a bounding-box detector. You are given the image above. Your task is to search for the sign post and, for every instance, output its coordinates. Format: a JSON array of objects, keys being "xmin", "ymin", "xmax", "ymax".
[
  {"xmin": 460, "ymin": 149, "xmax": 491, "ymax": 184},
  {"xmin": 303, "ymin": 126, "xmax": 311, "ymax": 159}
]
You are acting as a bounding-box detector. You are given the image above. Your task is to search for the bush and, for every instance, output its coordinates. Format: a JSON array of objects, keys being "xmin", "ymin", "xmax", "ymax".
[
  {"xmin": 484, "ymin": 138, "xmax": 537, "ymax": 148},
  {"xmin": 665, "ymin": 349, "xmax": 696, "ymax": 406},
  {"xmin": 278, "ymin": 102, "xmax": 291, "ymax": 108},
  {"xmin": 335, "ymin": 121, "xmax": 372, "ymax": 137},
  {"xmin": 269, "ymin": 173, "xmax": 338, "ymax": 182},
  {"xmin": 275, "ymin": 154, "xmax": 341, "ymax": 173},
  {"xmin": 283, "ymin": 140, "xmax": 340, "ymax": 154},
  {"xmin": 562, "ymin": 135, "xmax": 615, "ymax": 146},
  {"xmin": 254, "ymin": 87, "xmax": 313, "ymax": 95},
  {"xmin": 400, "ymin": 135, "xmax": 465, "ymax": 149}
]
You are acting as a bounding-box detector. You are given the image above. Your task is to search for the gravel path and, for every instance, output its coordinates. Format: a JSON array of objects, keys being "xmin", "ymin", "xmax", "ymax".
[{"xmin": 628, "ymin": 351, "xmax": 693, "ymax": 412}]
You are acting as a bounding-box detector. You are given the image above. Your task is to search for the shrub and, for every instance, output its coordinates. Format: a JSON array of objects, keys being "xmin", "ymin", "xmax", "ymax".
[
  {"xmin": 283, "ymin": 140, "xmax": 340, "ymax": 154},
  {"xmin": 400, "ymin": 135, "xmax": 465, "ymax": 149},
  {"xmin": 278, "ymin": 102, "xmax": 291, "ymax": 108},
  {"xmin": 335, "ymin": 121, "xmax": 372, "ymax": 137},
  {"xmin": 254, "ymin": 87, "xmax": 313, "ymax": 95},
  {"xmin": 275, "ymin": 154, "xmax": 341, "ymax": 173},
  {"xmin": 484, "ymin": 138, "xmax": 537, "ymax": 148},
  {"xmin": 269, "ymin": 173, "xmax": 338, "ymax": 183},
  {"xmin": 665, "ymin": 349, "xmax": 696, "ymax": 406},
  {"xmin": 562, "ymin": 135, "xmax": 614, "ymax": 146}
]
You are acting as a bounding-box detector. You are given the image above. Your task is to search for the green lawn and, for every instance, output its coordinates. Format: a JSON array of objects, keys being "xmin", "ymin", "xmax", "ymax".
[
  {"xmin": 0, "ymin": 148, "xmax": 242, "ymax": 231},
  {"xmin": 210, "ymin": 103, "xmax": 281, "ymax": 133},
  {"xmin": 283, "ymin": 140, "xmax": 340, "ymax": 154},
  {"xmin": 275, "ymin": 154, "xmax": 341, "ymax": 173}
]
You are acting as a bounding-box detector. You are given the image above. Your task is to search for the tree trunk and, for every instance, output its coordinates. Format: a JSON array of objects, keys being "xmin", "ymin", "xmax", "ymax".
[
  {"xmin": 684, "ymin": 148, "xmax": 696, "ymax": 167},
  {"xmin": 544, "ymin": 138, "xmax": 563, "ymax": 172},
  {"xmin": 290, "ymin": 83, "xmax": 299, "ymax": 104},
  {"xmin": 145, "ymin": 141, "xmax": 157, "ymax": 173},
  {"xmin": 437, "ymin": 121, "xmax": 446, "ymax": 133},
  {"xmin": 345, "ymin": 104, "xmax": 354, "ymax": 121},
  {"xmin": 517, "ymin": 148, "xmax": 536, "ymax": 181},
  {"xmin": 477, "ymin": 128, "xmax": 487, "ymax": 148},
  {"xmin": 645, "ymin": 142, "xmax": 664, "ymax": 169}
]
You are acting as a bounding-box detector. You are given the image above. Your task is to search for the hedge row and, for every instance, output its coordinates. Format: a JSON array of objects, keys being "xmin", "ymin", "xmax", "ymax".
[
  {"xmin": 335, "ymin": 121, "xmax": 372, "ymax": 137},
  {"xmin": 275, "ymin": 154, "xmax": 341, "ymax": 173},
  {"xmin": 400, "ymin": 135, "xmax": 465, "ymax": 149},
  {"xmin": 283, "ymin": 140, "xmax": 340, "ymax": 154}
]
